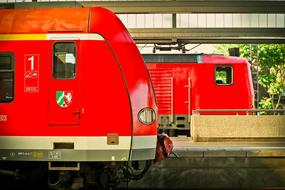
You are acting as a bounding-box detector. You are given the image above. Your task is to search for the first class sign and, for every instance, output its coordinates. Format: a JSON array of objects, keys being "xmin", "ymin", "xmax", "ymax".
[{"xmin": 24, "ymin": 54, "xmax": 39, "ymax": 93}]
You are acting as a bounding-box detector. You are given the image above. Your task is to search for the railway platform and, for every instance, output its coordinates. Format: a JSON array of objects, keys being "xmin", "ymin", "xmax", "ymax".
[{"xmin": 126, "ymin": 137, "xmax": 285, "ymax": 189}]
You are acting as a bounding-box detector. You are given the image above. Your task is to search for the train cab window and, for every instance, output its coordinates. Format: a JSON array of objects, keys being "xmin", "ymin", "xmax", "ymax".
[
  {"xmin": 53, "ymin": 42, "xmax": 76, "ymax": 79},
  {"xmin": 0, "ymin": 53, "xmax": 14, "ymax": 103},
  {"xmin": 215, "ymin": 66, "xmax": 233, "ymax": 85}
]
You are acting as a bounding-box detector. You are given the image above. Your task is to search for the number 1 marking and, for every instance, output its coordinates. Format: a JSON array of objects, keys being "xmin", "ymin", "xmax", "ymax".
[{"xmin": 28, "ymin": 56, "xmax": 34, "ymax": 71}]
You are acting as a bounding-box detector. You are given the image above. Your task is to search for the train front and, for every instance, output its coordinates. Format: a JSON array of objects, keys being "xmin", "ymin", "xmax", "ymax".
[
  {"xmin": 89, "ymin": 7, "xmax": 173, "ymax": 164},
  {"xmin": 0, "ymin": 7, "xmax": 172, "ymax": 189}
]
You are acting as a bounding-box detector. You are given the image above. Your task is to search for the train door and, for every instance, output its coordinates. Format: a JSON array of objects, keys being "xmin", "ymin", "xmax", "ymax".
[
  {"xmin": 48, "ymin": 40, "xmax": 81, "ymax": 126},
  {"xmin": 78, "ymin": 36, "xmax": 133, "ymax": 137}
]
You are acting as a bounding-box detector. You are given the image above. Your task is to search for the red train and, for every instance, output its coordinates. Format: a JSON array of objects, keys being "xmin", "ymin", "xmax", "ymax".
[
  {"xmin": 0, "ymin": 8, "xmax": 172, "ymax": 189},
  {"xmin": 143, "ymin": 54, "xmax": 254, "ymax": 136}
]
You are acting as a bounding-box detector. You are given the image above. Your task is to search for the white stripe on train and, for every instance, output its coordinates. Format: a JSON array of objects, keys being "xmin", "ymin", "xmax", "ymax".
[{"xmin": 0, "ymin": 135, "xmax": 157, "ymax": 150}]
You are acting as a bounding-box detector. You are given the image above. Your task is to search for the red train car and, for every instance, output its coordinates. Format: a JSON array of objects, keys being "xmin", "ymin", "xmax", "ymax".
[
  {"xmin": 0, "ymin": 7, "xmax": 170, "ymax": 189},
  {"xmin": 143, "ymin": 54, "xmax": 254, "ymax": 136}
]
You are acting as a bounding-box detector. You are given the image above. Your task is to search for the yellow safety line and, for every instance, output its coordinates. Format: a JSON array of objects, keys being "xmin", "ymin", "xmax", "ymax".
[{"xmin": 0, "ymin": 34, "xmax": 46, "ymax": 41}]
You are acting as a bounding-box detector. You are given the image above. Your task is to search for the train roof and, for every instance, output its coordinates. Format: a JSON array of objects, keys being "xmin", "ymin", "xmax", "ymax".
[
  {"xmin": 142, "ymin": 54, "xmax": 249, "ymax": 64},
  {"xmin": 0, "ymin": 8, "xmax": 103, "ymax": 34}
]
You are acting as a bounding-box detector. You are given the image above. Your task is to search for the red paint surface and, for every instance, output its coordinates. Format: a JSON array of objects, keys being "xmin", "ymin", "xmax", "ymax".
[
  {"xmin": 0, "ymin": 8, "xmax": 157, "ymax": 137},
  {"xmin": 146, "ymin": 54, "xmax": 254, "ymax": 115},
  {"xmin": 0, "ymin": 8, "xmax": 89, "ymax": 33}
]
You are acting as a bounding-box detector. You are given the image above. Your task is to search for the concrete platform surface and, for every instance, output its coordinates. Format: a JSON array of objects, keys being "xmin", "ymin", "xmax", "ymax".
[
  {"xmin": 171, "ymin": 137, "xmax": 285, "ymax": 158},
  {"xmin": 124, "ymin": 137, "xmax": 285, "ymax": 189}
]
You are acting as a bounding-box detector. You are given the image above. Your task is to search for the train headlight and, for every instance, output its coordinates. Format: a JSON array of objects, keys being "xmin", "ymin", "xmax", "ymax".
[{"xmin": 138, "ymin": 108, "xmax": 156, "ymax": 125}]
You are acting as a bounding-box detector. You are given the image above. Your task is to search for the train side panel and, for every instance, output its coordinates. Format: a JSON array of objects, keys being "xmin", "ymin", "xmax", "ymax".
[
  {"xmin": 0, "ymin": 36, "xmax": 136, "ymax": 161},
  {"xmin": 144, "ymin": 54, "xmax": 254, "ymax": 135},
  {"xmin": 0, "ymin": 40, "xmax": 50, "ymax": 135}
]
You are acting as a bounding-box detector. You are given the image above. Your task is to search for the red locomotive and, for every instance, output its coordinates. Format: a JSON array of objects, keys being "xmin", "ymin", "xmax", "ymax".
[
  {"xmin": 143, "ymin": 54, "xmax": 254, "ymax": 136},
  {"xmin": 0, "ymin": 7, "xmax": 172, "ymax": 189}
]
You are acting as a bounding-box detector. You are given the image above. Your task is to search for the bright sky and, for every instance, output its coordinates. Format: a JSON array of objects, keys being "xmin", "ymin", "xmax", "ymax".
[{"xmin": 138, "ymin": 44, "xmax": 216, "ymax": 54}]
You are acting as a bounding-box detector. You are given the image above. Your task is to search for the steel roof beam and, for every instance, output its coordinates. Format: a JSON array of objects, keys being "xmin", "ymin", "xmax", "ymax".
[
  {"xmin": 129, "ymin": 28, "xmax": 285, "ymax": 44},
  {"xmin": 1, "ymin": 1, "xmax": 285, "ymax": 13}
]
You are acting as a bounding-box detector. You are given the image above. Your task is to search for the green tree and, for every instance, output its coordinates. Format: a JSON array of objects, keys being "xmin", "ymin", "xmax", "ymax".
[{"xmin": 240, "ymin": 44, "xmax": 285, "ymax": 110}]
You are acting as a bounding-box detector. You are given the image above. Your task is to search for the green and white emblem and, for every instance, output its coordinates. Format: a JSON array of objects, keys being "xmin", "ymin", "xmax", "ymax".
[{"xmin": 56, "ymin": 91, "xmax": 73, "ymax": 107}]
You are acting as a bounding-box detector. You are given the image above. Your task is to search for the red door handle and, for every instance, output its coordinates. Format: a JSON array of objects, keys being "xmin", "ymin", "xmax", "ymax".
[{"xmin": 72, "ymin": 110, "xmax": 81, "ymax": 119}]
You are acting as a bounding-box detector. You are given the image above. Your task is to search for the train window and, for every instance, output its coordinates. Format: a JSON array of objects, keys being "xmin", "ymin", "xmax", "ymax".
[
  {"xmin": 53, "ymin": 42, "xmax": 76, "ymax": 79},
  {"xmin": 0, "ymin": 53, "xmax": 14, "ymax": 103},
  {"xmin": 215, "ymin": 66, "xmax": 233, "ymax": 85}
]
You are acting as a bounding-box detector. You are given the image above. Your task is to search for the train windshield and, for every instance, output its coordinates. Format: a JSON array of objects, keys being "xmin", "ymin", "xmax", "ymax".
[{"xmin": 215, "ymin": 66, "xmax": 233, "ymax": 85}]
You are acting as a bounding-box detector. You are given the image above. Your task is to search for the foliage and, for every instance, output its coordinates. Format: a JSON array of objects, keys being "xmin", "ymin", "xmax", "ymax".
[
  {"xmin": 259, "ymin": 97, "xmax": 273, "ymax": 109},
  {"xmin": 215, "ymin": 44, "xmax": 285, "ymax": 111},
  {"xmin": 240, "ymin": 44, "xmax": 285, "ymax": 110}
]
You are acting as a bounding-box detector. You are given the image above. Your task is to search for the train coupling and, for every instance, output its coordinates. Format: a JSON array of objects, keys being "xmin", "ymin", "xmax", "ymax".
[{"xmin": 155, "ymin": 133, "xmax": 173, "ymax": 162}]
